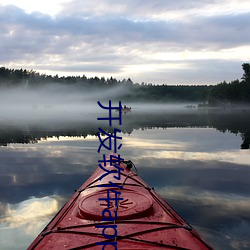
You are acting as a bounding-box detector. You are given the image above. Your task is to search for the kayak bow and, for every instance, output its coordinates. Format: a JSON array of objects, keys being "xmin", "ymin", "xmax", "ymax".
[{"xmin": 28, "ymin": 153, "xmax": 213, "ymax": 249}]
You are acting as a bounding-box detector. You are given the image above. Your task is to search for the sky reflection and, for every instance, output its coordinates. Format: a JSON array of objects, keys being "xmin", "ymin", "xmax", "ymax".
[
  {"xmin": 0, "ymin": 196, "xmax": 62, "ymax": 250},
  {"xmin": 0, "ymin": 127, "xmax": 250, "ymax": 249},
  {"xmin": 123, "ymin": 127, "xmax": 243, "ymax": 152}
]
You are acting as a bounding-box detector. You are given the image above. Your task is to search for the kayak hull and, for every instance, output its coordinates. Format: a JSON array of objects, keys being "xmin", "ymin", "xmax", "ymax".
[{"xmin": 28, "ymin": 154, "xmax": 213, "ymax": 249}]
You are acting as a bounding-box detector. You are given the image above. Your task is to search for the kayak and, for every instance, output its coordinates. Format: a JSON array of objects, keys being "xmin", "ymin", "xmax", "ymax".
[{"xmin": 28, "ymin": 153, "xmax": 213, "ymax": 249}]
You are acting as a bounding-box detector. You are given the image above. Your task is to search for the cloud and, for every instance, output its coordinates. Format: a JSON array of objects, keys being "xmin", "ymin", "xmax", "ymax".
[
  {"xmin": 0, "ymin": 1, "xmax": 250, "ymax": 84},
  {"xmin": 58, "ymin": 0, "xmax": 242, "ymax": 19}
]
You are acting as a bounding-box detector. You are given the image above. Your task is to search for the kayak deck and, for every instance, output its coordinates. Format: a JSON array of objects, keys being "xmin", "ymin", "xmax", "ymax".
[{"xmin": 28, "ymin": 154, "xmax": 213, "ymax": 249}]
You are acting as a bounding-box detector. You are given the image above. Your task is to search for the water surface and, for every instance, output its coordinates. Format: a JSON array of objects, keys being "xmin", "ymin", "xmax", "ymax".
[{"xmin": 0, "ymin": 106, "xmax": 250, "ymax": 249}]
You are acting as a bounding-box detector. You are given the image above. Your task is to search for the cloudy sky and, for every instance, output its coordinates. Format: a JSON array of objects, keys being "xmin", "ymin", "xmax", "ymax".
[{"xmin": 0, "ymin": 0, "xmax": 250, "ymax": 85}]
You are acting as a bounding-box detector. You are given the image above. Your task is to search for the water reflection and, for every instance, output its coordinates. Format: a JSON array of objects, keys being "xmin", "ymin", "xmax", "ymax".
[
  {"xmin": 122, "ymin": 128, "xmax": 250, "ymax": 249},
  {"xmin": 0, "ymin": 196, "xmax": 62, "ymax": 250},
  {"xmin": 0, "ymin": 107, "xmax": 250, "ymax": 149},
  {"xmin": 1, "ymin": 196, "xmax": 59, "ymax": 228},
  {"xmin": 0, "ymin": 108, "xmax": 250, "ymax": 249}
]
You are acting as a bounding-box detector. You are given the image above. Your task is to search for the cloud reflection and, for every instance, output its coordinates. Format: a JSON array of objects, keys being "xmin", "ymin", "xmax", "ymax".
[
  {"xmin": 154, "ymin": 150, "xmax": 250, "ymax": 166},
  {"xmin": 156, "ymin": 186, "xmax": 250, "ymax": 249},
  {"xmin": 0, "ymin": 126, "xmax": 249, "ymax": 249},
  {"xmin": 0, "ymin": 196, "xmax": 62, "ymax": 249},
  {"xmin": 122, "ymin": 128, "xmax": 249, "ymax": 166},
  {"xmin": 157, "ymin": 186, "xmax": 250, "ymax": 216},
  {"xmin": 0, "ymin": 196, "xmax": 59, "ymax": 230}
]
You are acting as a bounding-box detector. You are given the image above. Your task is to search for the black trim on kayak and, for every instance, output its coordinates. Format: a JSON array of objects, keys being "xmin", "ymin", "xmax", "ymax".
[
  {"xmin": 68, "ymin": 232, "xmax": 191, "ymax": 250},
  {"xmin": 40, "ymin": 220, "xmax": 209, "ymax": 250},
  {"xmin": 57, "ymin": 220, "xmax": 188, "ymax": 230},
  {"xmin": 29, "ymin": 160, "xmax": 213, "ymax": 250},
  {"xmin": 79, "ymin": 168, "xmax": 186, "ymax": 226},
  {"xmin": 65, "ymin": 227, "xmax": 191, "ymax": 250}
]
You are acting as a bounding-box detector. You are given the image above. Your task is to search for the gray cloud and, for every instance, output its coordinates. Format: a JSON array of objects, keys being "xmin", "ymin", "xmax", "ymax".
[
  {"xmin": 59, "ymin": 0, "xmax": 216, "ymax": 18},
  {"xmin": 0, "ymin": 1, "xmax": 249, "ymax": 84},
  {"xmin": 42, "ymin": 64, "xmax": 121, "ymax": 74},
  {"xmin": 186, "ymin": 13, "xmax": 250, "ymax": 49},
  {"xmin": 1, "ymin": 4, "xmax": 249, "ymax": 47}
]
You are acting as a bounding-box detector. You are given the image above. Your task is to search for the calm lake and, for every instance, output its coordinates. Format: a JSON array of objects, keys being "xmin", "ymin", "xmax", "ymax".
[{"xmin": 0, "ymin": 104, "xmax": 250, "ymax": 249}]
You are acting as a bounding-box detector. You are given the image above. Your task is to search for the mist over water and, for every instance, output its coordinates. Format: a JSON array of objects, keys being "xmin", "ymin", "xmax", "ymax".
[
  {"xmin": 0, "ymin": 84, "xmax": 197, "ymax": 124},
  {"xmin": 1, "ymin": 84, "xmax": 250, "ymax": 149},
  {"xmin": 0, "ymin": 84, "xmax": 250, "ymax": 249},
  {"xmin": 0, "ymin": 85, "xmax": 99, "ymax": 121}
]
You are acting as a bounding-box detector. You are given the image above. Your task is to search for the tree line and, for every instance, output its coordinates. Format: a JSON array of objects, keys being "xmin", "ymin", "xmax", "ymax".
[
  {"xmin": 0, "ymin": 63, "xmax": 249, "ymax": 104},
  {"xmin": 208, "ymin": 63, "xmax": 250, "ymax": 105},
  {"xmin": 1, "ymin": 108, "xmax": 249, "ymax": 148}
]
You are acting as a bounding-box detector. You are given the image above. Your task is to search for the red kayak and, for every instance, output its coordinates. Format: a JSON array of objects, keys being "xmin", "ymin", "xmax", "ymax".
[{"xmin": 28, "ymin": 153, "xmax": 213, "ymax": 249}]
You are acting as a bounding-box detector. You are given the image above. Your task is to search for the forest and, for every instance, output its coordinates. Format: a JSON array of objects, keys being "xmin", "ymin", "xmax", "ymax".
[{"xmin": 0, "ymin": 63, "xmax": 249, "ymax": 104}]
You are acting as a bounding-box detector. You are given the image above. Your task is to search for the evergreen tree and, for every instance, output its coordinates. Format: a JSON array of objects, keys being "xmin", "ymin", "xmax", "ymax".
[{"xmin": 242, "ymin": 63, "xmax": 250, "ymax": 83}]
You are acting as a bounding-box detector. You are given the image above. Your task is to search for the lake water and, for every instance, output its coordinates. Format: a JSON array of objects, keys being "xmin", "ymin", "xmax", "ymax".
[{"xmin": 0, "ymin": 104, "xmax": 250, "ymax": 249}]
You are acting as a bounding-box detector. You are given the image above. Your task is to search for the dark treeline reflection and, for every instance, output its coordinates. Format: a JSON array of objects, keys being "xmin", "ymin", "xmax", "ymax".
[{"xmin": 0, "ymin": 108, "xmax": 250, "ymax": 149}]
